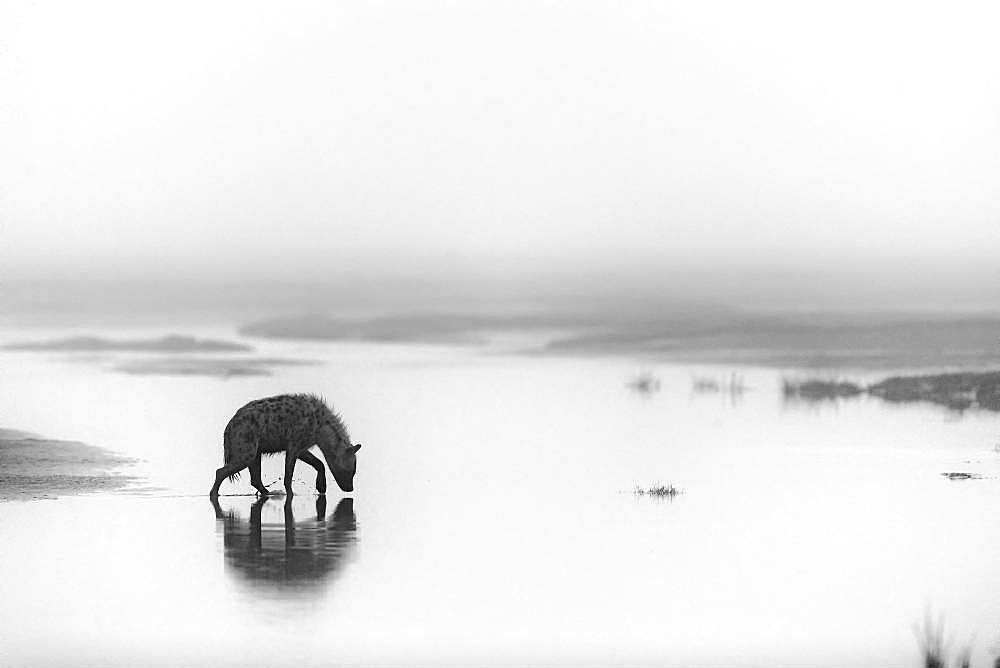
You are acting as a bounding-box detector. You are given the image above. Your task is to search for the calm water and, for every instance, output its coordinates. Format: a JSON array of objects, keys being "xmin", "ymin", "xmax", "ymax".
[{"xmin": 2, "ymin": 325, "xmax": 1000, "ymax": 666}]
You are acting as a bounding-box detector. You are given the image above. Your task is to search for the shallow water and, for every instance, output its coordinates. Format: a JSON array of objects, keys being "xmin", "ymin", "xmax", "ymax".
[{"xmin": 2, "ymin": 325, "xmax": 1000, "ymax": 666}]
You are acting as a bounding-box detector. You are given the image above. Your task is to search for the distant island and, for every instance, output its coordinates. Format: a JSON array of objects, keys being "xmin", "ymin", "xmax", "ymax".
[
  {"xmin": 545, "ymin": 316, "xmax": 1000, "ymax": 369},
  {"xmin": 239, "ymin": 312, "xmax": 597, "ymax": 345},
  {"xmin": 0, "ymin": 333, "xmax": 328, "ymax": 378},
  {"xmin": 113, "ymin": 356, "xmax": 320, "ymax": 378},
  {"xmin": 239, "ymin": 311, "xmax": 1000, "ymax": 370},
  {"xmin": 4, "ymin": 334, "xmax": 252, "ymax": 354}
]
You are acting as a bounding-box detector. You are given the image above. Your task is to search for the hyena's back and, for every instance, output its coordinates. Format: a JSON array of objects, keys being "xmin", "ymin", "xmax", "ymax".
[{"xmin": 223, "ymin": 394, "xmax": 324, "ymax": 475}]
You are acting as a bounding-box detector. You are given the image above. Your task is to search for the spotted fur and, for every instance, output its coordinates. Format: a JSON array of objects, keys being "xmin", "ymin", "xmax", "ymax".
[{"xmin": 209, "ymin": 393, "xmax": 361, "ymax": 497}]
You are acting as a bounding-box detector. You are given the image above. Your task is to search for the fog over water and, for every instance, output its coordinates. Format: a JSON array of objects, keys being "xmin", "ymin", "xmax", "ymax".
[
  {"xmin": 4, "ymin": 0, "xmax": 1000, "ymax": 318},
  {"xmin": 5, "ymin": 259, "xmax": 1000, "ymax": 329}
]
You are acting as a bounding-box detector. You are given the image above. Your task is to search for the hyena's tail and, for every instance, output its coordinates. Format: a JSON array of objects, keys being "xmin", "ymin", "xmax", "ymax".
[{"xmin": 222, "ymin": 435, "xmax": 242, "ymax": 482}]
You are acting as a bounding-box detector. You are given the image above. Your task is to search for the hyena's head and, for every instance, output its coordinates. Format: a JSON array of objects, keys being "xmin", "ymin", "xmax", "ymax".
[
  {"xmin": 318, "ymin": 420, "xmax": 362, "ymax": 492},
  {"xmin": 331, "ymin": 443, "xmax": 362, "ymax": 492}
]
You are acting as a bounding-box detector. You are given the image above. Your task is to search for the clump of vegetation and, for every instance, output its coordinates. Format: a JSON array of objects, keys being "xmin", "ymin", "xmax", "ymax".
[
  {"xmin": 869, "ymin": 371, "xmax": 1000, "ymax": 412},
  {"xmin": 782, "ymin": 378, "xmax": 864, "ymax": 401},
  {"xmin": 914, "ymin": 613, "xmax": 948, "ymax": 668},
  {"xmin": 941, "ymin": 472, "xmax": 982, "ymax": 481},
  {"xmin": 781, "ymin": 370, "xmax": 1000, "ymax": 412},
  {"xmin": 634, "ymin": 483, "xmax": 681, "ymax": 498},
  {"xmin": 627, "ymin": 372, "xmax": 661, "ymax": 394},
  {"xmin": 912, "ymin": 612, "xmax": 973, "ymax": 668},
  {"xmin": 693, "ymin": 373, "xmax": 746, "ymax": 396},
  {"xmin": 977, "ymin": 383, "xmax": 1000, "ymax": 411},
  {"xmin": 692, "ymin": 377, "xmax": 721, "ymax": 392}
]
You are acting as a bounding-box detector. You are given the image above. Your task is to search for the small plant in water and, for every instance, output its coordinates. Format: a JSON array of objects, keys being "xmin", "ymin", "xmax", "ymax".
[
  {"xmin": 913, "ymin": 611, "xmax": 974, "ymax": 668},
  {"xmin": 941, "ymin": 472, "xmax": 981, "ymax": 481},
  {"xmin": 914, "ymin": 612, "xmax": 948, "ymax": 668},
  {"xmin": 634, "ymin": 483, "xmax": 681, "ymax": 498},
  {"xmin": 692, "ymin": 377, "xmax": 720, "ymax": 393}
]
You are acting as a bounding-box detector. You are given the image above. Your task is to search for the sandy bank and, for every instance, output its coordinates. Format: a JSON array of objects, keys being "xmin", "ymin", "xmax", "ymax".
[{"xmin": 0, "ymin": 428, "xmax": 141, "ymax": 501}]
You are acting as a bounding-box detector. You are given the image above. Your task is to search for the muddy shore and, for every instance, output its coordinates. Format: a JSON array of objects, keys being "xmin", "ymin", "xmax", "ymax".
[{"xmin": 0, "ymin": 428, "xmax": 140, "ymax": 501}]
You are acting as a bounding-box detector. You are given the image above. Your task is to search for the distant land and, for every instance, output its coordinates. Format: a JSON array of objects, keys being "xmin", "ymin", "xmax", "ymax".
[
  {"xmin": 239, "ymin": 312, "xmax": 600, "ymax": 345},
  {"xmin": 113, "ymin": 356, "xmax": 321, "ymax": 378},
  {"xmin": 3, "ymin": 334, "xmax": 252, "ymax": 354},
  {"xmin": 0, "ymin": 333, "xmax": 325, "ymax": 378},
  {"xmin": 545, "ymin": 315, "xmax": 1000, "ymax": 369},
  {"xmin": 240, "ymin": 312, "xmax": 1000, "ymax": 370}
]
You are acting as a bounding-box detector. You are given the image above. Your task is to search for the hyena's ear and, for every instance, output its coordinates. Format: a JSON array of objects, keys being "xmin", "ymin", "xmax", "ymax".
[{"xmin": 350, "ymin": 444, "xmax": 362, "ymax": 454}]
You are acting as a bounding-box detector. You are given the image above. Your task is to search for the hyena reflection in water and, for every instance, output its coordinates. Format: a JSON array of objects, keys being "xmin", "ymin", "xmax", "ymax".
[
  {"xmin": 209, "ymin": 394, "xmax": 362, "ymax": 498},
  {"xmin": 211, "ymin": 496, "xmax": 358, "ymax": 594}
]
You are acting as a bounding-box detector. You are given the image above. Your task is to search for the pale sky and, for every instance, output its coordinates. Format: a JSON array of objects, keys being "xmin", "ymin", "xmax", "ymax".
[{"xmin": 3, "ymin": 0, "xmax": 999, "ymax": 305}]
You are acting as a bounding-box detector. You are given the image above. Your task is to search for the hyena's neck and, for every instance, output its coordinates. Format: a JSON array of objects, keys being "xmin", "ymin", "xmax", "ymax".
[
  {"xmin": 319, "ymin": 433, "xmax": 347, "ymax": 458},
  {"xmin": 306, "ymin": 394, "xmax": 351, "ymax": 455},
  {"xmin": 315, "ymin": 398, "xmax": 351, "ymax": 458}
]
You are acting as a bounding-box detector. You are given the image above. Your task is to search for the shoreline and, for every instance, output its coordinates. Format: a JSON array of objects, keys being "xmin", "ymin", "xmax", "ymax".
[{"xmin": 0, "ymin": 428, "xmax": 142, "ymax": 502}]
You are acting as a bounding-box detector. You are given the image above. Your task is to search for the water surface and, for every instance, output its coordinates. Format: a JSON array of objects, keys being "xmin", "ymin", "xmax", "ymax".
[{"xmin": 2, "ymin": 326, "xmax": 999, "ymax": 666}]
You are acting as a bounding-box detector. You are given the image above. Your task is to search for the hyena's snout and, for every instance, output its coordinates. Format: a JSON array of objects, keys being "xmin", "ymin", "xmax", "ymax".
[{"xmin": 333, "ymin": 473, "xmax": 354, "ymax": 493}]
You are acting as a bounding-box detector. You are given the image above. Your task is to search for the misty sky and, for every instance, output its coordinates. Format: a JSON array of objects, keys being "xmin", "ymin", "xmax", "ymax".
[{"xmin": 3, "ymin": 1, "xmax": 999, "ymax": 306}]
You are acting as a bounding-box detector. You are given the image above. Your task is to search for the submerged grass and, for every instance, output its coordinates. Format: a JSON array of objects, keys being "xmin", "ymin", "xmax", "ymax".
[{"xmin": 634, "ymin": 483, "xmax": 681, "ymax": 498}]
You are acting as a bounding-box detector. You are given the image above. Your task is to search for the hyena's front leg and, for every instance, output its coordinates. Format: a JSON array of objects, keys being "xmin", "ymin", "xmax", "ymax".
[
  {"xmin": 248, "ymin": 453, "xmax": 269, "ymax": 497},
  {"xmin": 297, "ymin": 450, "xmax": 327, "ymax": 494},
  {"xmin": 283, "ymin": 451, "xmax": 297, "ymax": 497}
]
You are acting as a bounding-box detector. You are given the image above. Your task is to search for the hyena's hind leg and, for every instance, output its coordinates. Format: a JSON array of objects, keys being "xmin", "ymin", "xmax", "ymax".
[
  {"xmin": 298, "ymin": 450, "xmax": 327, "ymax": 494},
  {"xmin": 209, "ymin": 495, "xmax": 225, "ymax": 519},
  {"xmin": 209, "ymin": 460, "xmax": 249, "ymax": 497},
  {"xmin": 210, "ymin": 432, "xmax": 259, "ymax": 497}
]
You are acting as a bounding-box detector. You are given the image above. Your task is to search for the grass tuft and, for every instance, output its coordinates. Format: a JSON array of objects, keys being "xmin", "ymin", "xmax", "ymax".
[
  {"xmin": 627, "ymin": 372, "xmax": 661, "ymax": 394},
  {"xmin": 782, "ymin": 378, "xmax": 863, "ymax": 401},
  {"xmin": 634, "ymin": 483, "xmax": 681, "ymax": 498},
  {"xmin": 912, "ymin": 612, "xmax": 975, "ymax": 668}
]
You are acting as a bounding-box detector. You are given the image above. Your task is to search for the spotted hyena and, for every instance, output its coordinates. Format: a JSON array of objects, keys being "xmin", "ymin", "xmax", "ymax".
[{"xmin": 209, "ymin": 394, "xmax": 361, "ymax": 498}]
